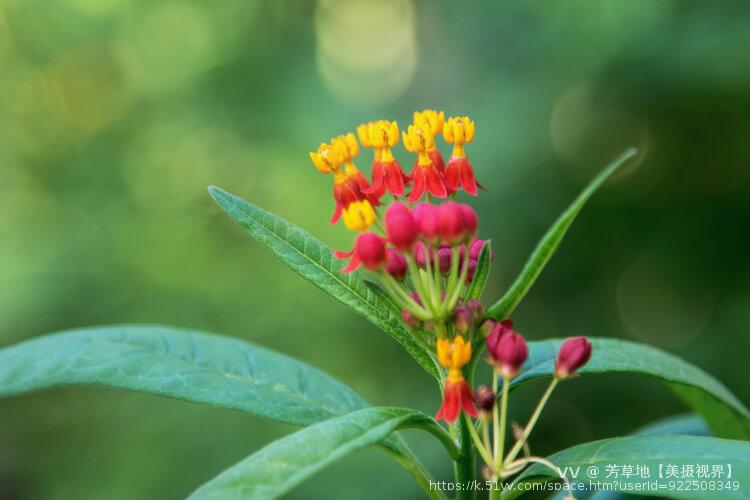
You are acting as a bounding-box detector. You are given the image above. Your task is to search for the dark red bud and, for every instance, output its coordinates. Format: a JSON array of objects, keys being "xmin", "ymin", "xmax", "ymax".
[
  {"xmin": 554, "ymin": 336, "xmax": 592, "ymax": 379},
  {"xmin": 385, "ymin": 202, "xmax": 418, "ymax": 251},
  {"xmin": 401, "ymin": 309, "xmax": 421, "ymax": 330},
  {"xmin": 466, "ymin": 300, "xmax": 484, "ymax": 321},
  {"xmin": 413, "ymin": 241, "xmax": 434, "ymax": 268},
  {"xmin": 437, "ymin": 247, "xmax": 453, "ymax": 275},
  {"xmin": 473, "ymin": 385, "xmax": 496, "ymax": 412},
  {"xmin": 490, "ymin": 331, "xmax": 528, "ymax": 377},
  {"xmin": 385, "ymin": 248, "xmax": 407, "ymax": 281},
  {"xmin": 411, "ymin": 291, "xmax": 422, "ymax": 305},
  {"xmin": 453, "ymin": 307, "xmax": 473, "ymax": 335},
  {"xmin": 355, "ymin": 232, "xmax": 387, "ymax": 270},
  {"xmin": 412, "ymin": 202, "xmax": 440, "ymax": 243},
  {"xmin": 465, "ymin": 259, "xmax": 478, "ymax": 283}
]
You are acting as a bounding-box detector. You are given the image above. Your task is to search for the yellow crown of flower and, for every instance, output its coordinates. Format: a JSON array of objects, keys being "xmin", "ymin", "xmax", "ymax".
[
  {"xmin": 413, "ymin": 109, "xmax": 445, "ymax": 136},
  {"xmin": 362, "ymin": 120, "xmax": 399, "ymax": 149},
  {"xmin": 332, "ymin": 133, "xmax": 359, "ymax": 163},
  {"xmin": 402, "ymin": 122, "xmax": 435, "ymax": 154},
  {"xmin": 309, "ymin": 142, "xmax": 344, "ymax": 174},
  {"xmin": 342, "ymin": 200, "xmax": 375, "ymax": 231},
  {"xmin": 437, "ymin": 335, "xmax": 472, "ymax": 370},
  {"xmin": 443, "ymin": 116, "xmax": 475, "ymax": 145}
]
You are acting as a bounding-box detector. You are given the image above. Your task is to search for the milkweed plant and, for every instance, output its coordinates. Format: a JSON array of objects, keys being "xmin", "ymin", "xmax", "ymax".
[{"xmin": 1, "ymin": 110, "xmax": 748, "ymax": 500}]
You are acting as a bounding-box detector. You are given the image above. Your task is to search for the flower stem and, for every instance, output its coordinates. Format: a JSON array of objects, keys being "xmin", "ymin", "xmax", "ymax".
[
  {"xmin": 503, "ymin": 377, "xmax": 559, "ymax": 466},
  {"xmin": 455, "ymin": 415, "xmax": 477, "ymax": 500},
  {"xmin": 494, "ymin": 374, "xmax": 510, "ymax": 469},
  {"xmin": 405, "ymin": 254, "xmax": 437, "ymax": 317},
  {"xmin": 381, "ymin": 274, "xmax": 431, "ymax": 320},
  {"xmin": 463, "ymin": 414, "xmax": 493, "ymax": 466}
]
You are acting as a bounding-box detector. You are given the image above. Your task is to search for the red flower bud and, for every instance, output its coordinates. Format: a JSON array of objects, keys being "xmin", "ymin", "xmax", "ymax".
[
  {"xmin": 385, "ymin": 248, "xmax": 407, "ymax": 280},
  {"xmin": 469, "ymin": 239, "xmax": 494, "ymax": 261},
  {"xmin": 554, "ymin": 336, "xmax": 592, "ymax": 379},
  {"xmin": 385, "ymin": 202, "xmax": 418, "ymax": 251},
  {"xmin": 413, "ymin": 241, "xmax": 434, "ymax": 268},
  {"xmin": 486, "ymin": 319, "xmax": 513, "ymax": 355},
  {"xmin": 401, "ymin": 309, "xmax": 421, "ymax": 330},
  {"xmin": 437, "ymin": 201, "xmax": 465, "ymax": 245},
  {"xmin": 466, "ymin": 299, "xmax": 484, "ymax": 321},
  {"xmin": 473, "ymin": 385, "xmax": 496, "ymax": 412},
  {"xmin": 453, "ymin": 307, "xmax": 473, "ymax": 335},
  {"xmin": 335, "ymin": 232, "xmax": 386, "ymax": 273},
  {"xmin": 412, "ymin": 202, "xmax": 440, "ymax": 243},
  {"xmin": 459, "ymin": 204, "xmax": 478, "ymax": 239},
  {"xmin": 437, "ymin": 247, "xmax": 453, "ymax": 275},
  {"xmin": 489, "ymin": 330, "xmax": 528, "ymax": 377},
  {"xmin": 466, "ymin": 259, "xmax": 478, "ymax": 283}
]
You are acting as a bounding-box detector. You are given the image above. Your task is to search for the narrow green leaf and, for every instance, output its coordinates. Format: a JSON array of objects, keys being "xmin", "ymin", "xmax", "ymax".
[
  {"xmin": 209, "ymin": 186, "xmax": 439, "ymax": 379},
  {"xmin": 485, "ymin": 148, "xmax": 638, "ymax": 320},
  {"xmin": 0, "ymin": 325, "xmax": 367, "ymax": 426},
  {"xmin": 466, "ymin": 239, "xmax": 492, "ymax": 300},
  {"xmin": 506, "ymin": 436, "xmax": 750, "ymax": 500},
  {"xmin": 511, "ymin": 338, "xmax": 750, "ymax": 440},
  {"xmin": 189, "ymin": 407, "xmax": 459, "ymax": 500}
]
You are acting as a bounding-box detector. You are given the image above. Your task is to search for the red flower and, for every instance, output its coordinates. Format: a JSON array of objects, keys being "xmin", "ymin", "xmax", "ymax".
[
  {"xmin": 358, "ymin": 120, "xmax": 410, "ymax": 199},
  {"xmin": 403, "ymin": 123, "xmax": 448, "ymax": 202},
  {"xmin": 367, "ymin": 158, "xmax": 409, "ymax": 197},
  {"xmin": 443, "ymin": 116, "xmax": 484, "ymax": 196},
  {"xmin": 436, "ymin": 373, "xmax": 478, "ymax": 423}
]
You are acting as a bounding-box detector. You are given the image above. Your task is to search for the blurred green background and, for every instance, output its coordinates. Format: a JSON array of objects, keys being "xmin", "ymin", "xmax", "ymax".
[{"xmin": 1, "ymin": 0, "xmax": 748, "ymax": 498}]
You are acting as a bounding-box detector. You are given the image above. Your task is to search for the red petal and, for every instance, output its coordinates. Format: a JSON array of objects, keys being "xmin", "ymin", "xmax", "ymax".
[
  {"xmin": 425, "ymin": 166, "xmax": 448, "ymax": 198},
  {"xmin": 330, "ymin": 200, "xmax": 342, "ymax": 224},
  {"xmin": 459, "ymin": 160, "xmax": 478, "ymax": 195},
  {"xmin": 333, "ymin": 248, "xmax": 354, "ymax": 259},
  {"xmin": 429, "ymin": 148, "xmax": 446, "ymax": 175},
  {"xmin": 363, "ymin": 162, "xmax": 385, "ymax": 194},
  {"xmin": 340, "ymin": 254, "xmax": 361, "ymax": 273},
  {"xmin": 384, "ymin": 161, "xmax": 405, "ymax": 195},
  {"xmin": 459, "ymin": 380, "xmax": 478, "ymax": 417},
  {"xmin": 435, "ymin": 382, "xmax": 461, "ymax": 423},
  {"xmin": 443, "ymin": 159, "xmax": 461, "ymax": 190},
  {"xmin": 407, "ymin": 169, "xmax": 426, "ymax": 203}
]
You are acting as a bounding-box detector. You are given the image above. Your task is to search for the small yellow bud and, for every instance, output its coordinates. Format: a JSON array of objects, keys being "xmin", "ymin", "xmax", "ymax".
[
  {"xmin": 332, "ymin": 133, "xmax": 359, "ymax": 162},
  {"xmin": 342, "ymin": 200, "xmax": 376, "ymax": 231},
  {"xmin": 309, "ymin": 142, "xmax": 343, "ymax": 174},
  {"xmin": 413, "ymin": 109, "xmax": 445, "ymax": 136}
]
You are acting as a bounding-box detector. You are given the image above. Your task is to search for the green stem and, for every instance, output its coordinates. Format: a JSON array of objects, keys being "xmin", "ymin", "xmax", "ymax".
[
  {"xmin": 406, "ymin": 254, "xmax": 437, "ymax": 317},
  {"xmin": 381, "ymin": 274, "xmax": 431, "ymax": 320},
  {"xmin": 495, "ymin": 375, "xmax": 510, "ymax": 469},
  {"xmin": 382, "ymin": 441, "xmax": 448, "ymax": 500},
  {"xmin": 463, "ymin": 414, "xmax": 493, "ymax": 466},
  {"xmin": 503, "ymin": 377, "xmax": 559, "ymax": 466},
  {"xmin": 455, "ymin": 415, "xmax": 477, "ymax": 500}
]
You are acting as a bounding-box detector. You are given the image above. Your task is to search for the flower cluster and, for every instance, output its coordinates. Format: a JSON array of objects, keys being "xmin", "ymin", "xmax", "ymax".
[{"xmin": 311, "ymin": 112, "xmax": 593, "ymax": 485}]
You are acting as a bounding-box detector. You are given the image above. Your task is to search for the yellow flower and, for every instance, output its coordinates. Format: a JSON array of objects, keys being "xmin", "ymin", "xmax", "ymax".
[
  {"xmin": 413, "ymin": 109, "xmax": 445, "ymax": 137},
  {"xmin": 367, "ymin": 120, "xmax": 399, "ymax": 149},
  {"xmin": 436, "ymin": 335, "xmax": 472, "ymax": 370},
  {"xmin": 402, "ymin": 122, "xmax": 435, "ymax": 165},
  {"xmin": 342, "ymin": 200, "xmax": 376, "ymax": 231},
  {"xmin": 332, "ymin": 133, "xmax": 359, "ymax": 163},
  {"xmin": 444, "ymin": 116, "xmax": 475, "ymax": 144},
  {"xmin": 309, "ymin": 142, "xmax": 343, "ymax": 174}
]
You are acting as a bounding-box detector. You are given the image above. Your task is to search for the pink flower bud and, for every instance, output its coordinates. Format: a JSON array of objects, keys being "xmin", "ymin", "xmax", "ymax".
[
  {"xmin": 469, "ymin": 239, "xmax": 494, "ymax": 261},
  {"xmin": 486, "ymin": 319, "xmax": 515, "ymax": 366},
  {"xmin": 356, "ymin": 232, "xmax": 387, "ymax": 270},
  {"xmin": 554, "ymin": 336, "xmax": 592, "ymax": 379},
  {"xmin": 466, "ymin": 299, "xmax": 484, "ymax": 321},
  {"xmin": 437, "ymin": 247, "xmax": 453, "ymax": 275},
  {"xmin": 473, "ymin": 385, "xmax": 496, "ymax": 412},
  {"xmin": 458, "ymin": 204, "xmax": 478, "ymax": 239},
  {"xmin": 385, "ymin": 202, "xmax": 418, "ymax": 251},
  {"xmin": 465, "ymin": 259, "xmax": 478, "ymax": 283},
  {"xmin": 401, "ymin": 309, "xmax": 421, "ymax": 330},
  {"xmin": 489, "ymin": 330, "xmax": 528, "ymax": 377},
  {"xmin": 413, "ymin": 241, "xmax": 434, "ymax": 268},
  {"xmin": 437, "ymin": 201, "xmax": 465, "ymax": 245},
  {"xmin": 385, "ymin": 248, "xmax": 407, "ymax": 281},
  {"xmin": 453, "ymin": 307, "xmax": 473, "ymax": 335},
  {"xmin": 412, "ymin": 202, "xmax": 440, "ymax": 243}
]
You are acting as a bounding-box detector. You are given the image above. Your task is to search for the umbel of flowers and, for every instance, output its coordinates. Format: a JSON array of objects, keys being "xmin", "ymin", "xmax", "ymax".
[{"xmin": 311, "ymin": 110, "xmax": 593, "ymax": 488}]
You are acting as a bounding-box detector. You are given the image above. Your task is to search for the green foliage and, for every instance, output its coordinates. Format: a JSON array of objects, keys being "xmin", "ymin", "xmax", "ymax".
[
  {"xmin": 507, "ymin": 436, "xmax": 750, "ymax": 499},
  {"xmin": 485, "ymin": 148, "xmax": 638, "ymax": 321},
  {"xmin": 514, "ymin": 338, "xmax": 750, "ymax": 440},
  {"xmin": 189, "ymin": 407, "xmax": 457, "ymax": 500},
  {"xmin": 632, "ymin": 413, "xmax": 711, "ymax": 437},
  {"xmin": 0, "ymin": 325, "xmax": 367, "ymax": 426},
  {"xmin": 208, "ymin": 186, "xmax": 439, "ymax": 379}
]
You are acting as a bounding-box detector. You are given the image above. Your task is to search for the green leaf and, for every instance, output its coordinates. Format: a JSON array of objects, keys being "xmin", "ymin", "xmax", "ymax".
[
  {"xmin": 506, "ymin": 435, "xmax": 750, "ymax": 500},
  {"xmin": 512, "ymin": 338, "xmax": 750, "ymax": 440},
  {"xmin": 189, "ymin": 407, "xmax": 459, "ymax": 500},
  {"xmin": 466, "ymin": 239, "xmax": 492, "ymax": 301},
  {"xmin": 485, "ymin": 148, "xmax": 638, "ymax": 320},
  {"xmin": 209, "ymin": 186, "xmax": 439, "ymax": 379},
  {"xmin": 0, "ymin": 325, "xmax": 367, "ymax": 426},
  {"xmin": 632, "ymin": 413, "xmax": 711, "ymax": 437}
]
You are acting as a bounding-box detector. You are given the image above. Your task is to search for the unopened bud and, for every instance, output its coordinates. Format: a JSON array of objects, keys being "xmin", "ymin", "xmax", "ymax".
[
  {"xmin": 385, "ymin": 202, "xmax": 418, "ymax": 251},
  {"xmin": 385, "ymin": 248, "xmax": 407, "ymax": 281},
  {"xmin": 401, "ymin": 309, "xmax": 421, "ymax": 330},
  {"xmin": 466, "ymin": 299, "xmax": 484, "ymax": 321},
  {"xmin": 465, "ymin": 259, "xmax": 478, "ymax": 283},
  {"xmin": 473, "ymin": 385, "xmax": 496, "ymax": 412},
  {"xmin": 453, "ymin": 307, "xmax": 473, "ymax": 336},
  {"xmin": 488, "ymin": 330, "xmax": 528, "ymax": 378},
  {"xmin": 554, "ymin": 336, "xmax": 592, "ymax": 379},
  {"xmin": 437, "ymin": 247, "xmax": 453, "ymax": 275}
]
